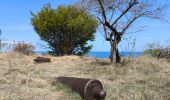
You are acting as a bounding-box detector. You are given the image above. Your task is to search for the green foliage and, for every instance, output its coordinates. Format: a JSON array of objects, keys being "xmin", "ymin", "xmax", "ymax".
[
  {"xmin": 13, "ymin": 42, "xmax": 35, "ymax": 55},
  {"xmin": 144, "ymin": 49, "xmax": 161, "ymax": 57},
  {"xmin": 31, "ymin": 4, "xmax": 98, "ymax": 56},
  {"xmin": 144, "ymin": 42, "xmax": 162, "ymax": 57}
]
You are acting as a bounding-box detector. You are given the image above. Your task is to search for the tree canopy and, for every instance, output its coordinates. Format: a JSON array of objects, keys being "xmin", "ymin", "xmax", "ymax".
[{"xmin": 31, "ymin": 4, "xmax": 98, "ymax": 56}]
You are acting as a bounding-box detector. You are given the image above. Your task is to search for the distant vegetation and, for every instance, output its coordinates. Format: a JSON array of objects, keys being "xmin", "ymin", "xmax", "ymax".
[
  {"xmin": 31, "ymin": 4, "xmax": 98, "ymax": 56},
  {"xmin": 144, "ymin": 42, "xmax": 170, "ymax": 61},
  {"xmin": 12, "ymin": 42, "xmax": 35, "ymax": 55}
]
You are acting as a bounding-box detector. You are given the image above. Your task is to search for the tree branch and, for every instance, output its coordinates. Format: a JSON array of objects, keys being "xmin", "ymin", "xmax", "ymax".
[
  {"xmin": 111, "ymin": 0, "xmax": 139, "ymax": 27},
  {"xmin": 97, "ymin": 0, "xmax": 107, "ymax": 22},
  {"xmin": 117, "ymin": 6, "xmax": 130, "ymax": 21},
  {"xmin": 109, "ymin": 11, "xmax": 115, "ymax": 23},
  {"xmin": 97, "ymin": 17, "xmax": 107, "ymax": 36},
  {"xmin": 121, "ymin": 17, "xmax": 138, "ymax": 34},
  {"xmin": 97, "ymin": 0, "xmax": 119, "ymax": 35}
]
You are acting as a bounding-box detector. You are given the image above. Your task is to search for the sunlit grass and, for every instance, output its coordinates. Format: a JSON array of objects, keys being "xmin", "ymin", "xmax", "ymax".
[{"xmin": 0, "ymin": 52, "xmax": 170, "ymax": 100}]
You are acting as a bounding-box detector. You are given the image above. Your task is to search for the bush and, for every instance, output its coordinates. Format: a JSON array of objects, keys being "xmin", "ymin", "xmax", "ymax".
[
  {"xmin": 144, "ymin": 43, "xmax": 170, "ymax": 60},
  {"xmin": 144, "ymin": 49, "xmax": 161, "ymax": 57},
  {"xmin": 158, "ymin": 47, "xmax": 170, "ymax": 59},
  {"xmin": 144, "ymin": 42, "xmax": 162, "ymax": 57},
  {"xmin": 31, "ymin": 4, "xmax": 98, "ymax": 56},
  {"xmin": 13, "ymin": 42, "xmax": 35, "ymax": 55}
]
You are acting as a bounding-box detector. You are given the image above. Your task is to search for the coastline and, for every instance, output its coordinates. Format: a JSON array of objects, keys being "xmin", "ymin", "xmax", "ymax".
[{"xmin": 34, "ymin": 51, "xmax": 143, "ymax": 58}]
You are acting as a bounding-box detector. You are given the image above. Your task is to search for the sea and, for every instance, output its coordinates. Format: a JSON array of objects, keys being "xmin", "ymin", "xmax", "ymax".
[
  {"xmin": 86, "ymin": 52, "xmax": 143, "ymax": 58},
  {"xmin": 36, "ymin": 51, "xmax": 143, "ymax": 58}
]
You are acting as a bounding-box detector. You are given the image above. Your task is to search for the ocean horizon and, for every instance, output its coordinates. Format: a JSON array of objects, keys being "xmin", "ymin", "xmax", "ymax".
[
  {"xmin": 35, "ymin": 51, "xmax": 143, "ymax": 58},
  {"xmin": 86, "ymin": 51, "xmax": 143, "ymax": 58}
]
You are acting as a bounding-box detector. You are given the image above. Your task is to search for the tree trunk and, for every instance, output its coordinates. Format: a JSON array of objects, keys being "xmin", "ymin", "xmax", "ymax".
[{"xmin": 110, "ymin": 41, "xmax": 121, "ymax": 63}]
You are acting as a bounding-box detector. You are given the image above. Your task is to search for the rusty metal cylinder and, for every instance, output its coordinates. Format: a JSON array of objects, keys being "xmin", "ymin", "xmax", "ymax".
[{"xmin": 56, "ymin": 76, "xmax": 106, "ymax": 100}]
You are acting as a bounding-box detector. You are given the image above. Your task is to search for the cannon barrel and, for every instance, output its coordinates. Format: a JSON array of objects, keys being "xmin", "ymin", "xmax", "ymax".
[
  {"xmin": 56, "ymin": 76, "xmax": 106, "ymax": 100},
  {"xmin": 34, "ymin": 56, "xmax": 51, "ymax": 63}
]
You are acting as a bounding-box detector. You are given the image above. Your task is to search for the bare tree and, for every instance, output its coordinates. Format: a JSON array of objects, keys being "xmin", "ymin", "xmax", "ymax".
[{"xmin": 77, "ymin": 0, "xmax": 167, "ymax": 63}]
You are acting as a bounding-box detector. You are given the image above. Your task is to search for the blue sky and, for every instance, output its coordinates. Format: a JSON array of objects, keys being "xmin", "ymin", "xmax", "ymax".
[{"xmin": 0, "ymin": 0, "xmax": 170, "ymax": 52}]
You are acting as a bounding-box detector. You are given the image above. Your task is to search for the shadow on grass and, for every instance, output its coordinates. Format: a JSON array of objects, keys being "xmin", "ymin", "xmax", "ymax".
[
  {"xmin": 90, "ymin": 59, "xmax": 111, "ymax": 66},
  {"xmin": 54, "ymin": 82, "xmax": 82, "ymax": 100}
]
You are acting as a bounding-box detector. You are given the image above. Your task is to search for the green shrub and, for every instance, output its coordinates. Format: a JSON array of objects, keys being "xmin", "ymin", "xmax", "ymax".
[
  {"xmin": 144, "ymin": 42, "xmax": 161, "ymax": 57},
  {"xmin": 144, "ymin": 49, "xmax": 161, "ymax": 57},
  {"xmin": 31, "ymin": 4, "xmax": 98, "ymax": 56}
]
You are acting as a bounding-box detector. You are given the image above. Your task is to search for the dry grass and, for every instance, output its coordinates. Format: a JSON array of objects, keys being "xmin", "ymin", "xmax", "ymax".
[{"xmin": 0, "ymin": 52, "xmax": 170, "ymax": 100}]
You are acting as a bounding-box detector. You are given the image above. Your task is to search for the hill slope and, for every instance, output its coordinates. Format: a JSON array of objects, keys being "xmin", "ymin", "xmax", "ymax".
[{"xmin": 0, "ymin": 52, "xmax": 170, "ymax": 100}]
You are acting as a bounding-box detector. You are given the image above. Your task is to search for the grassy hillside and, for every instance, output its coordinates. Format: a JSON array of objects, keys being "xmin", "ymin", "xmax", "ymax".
[{"xmin": 0, "ymin": 52, "xmax": 170, "ymax": 100}]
